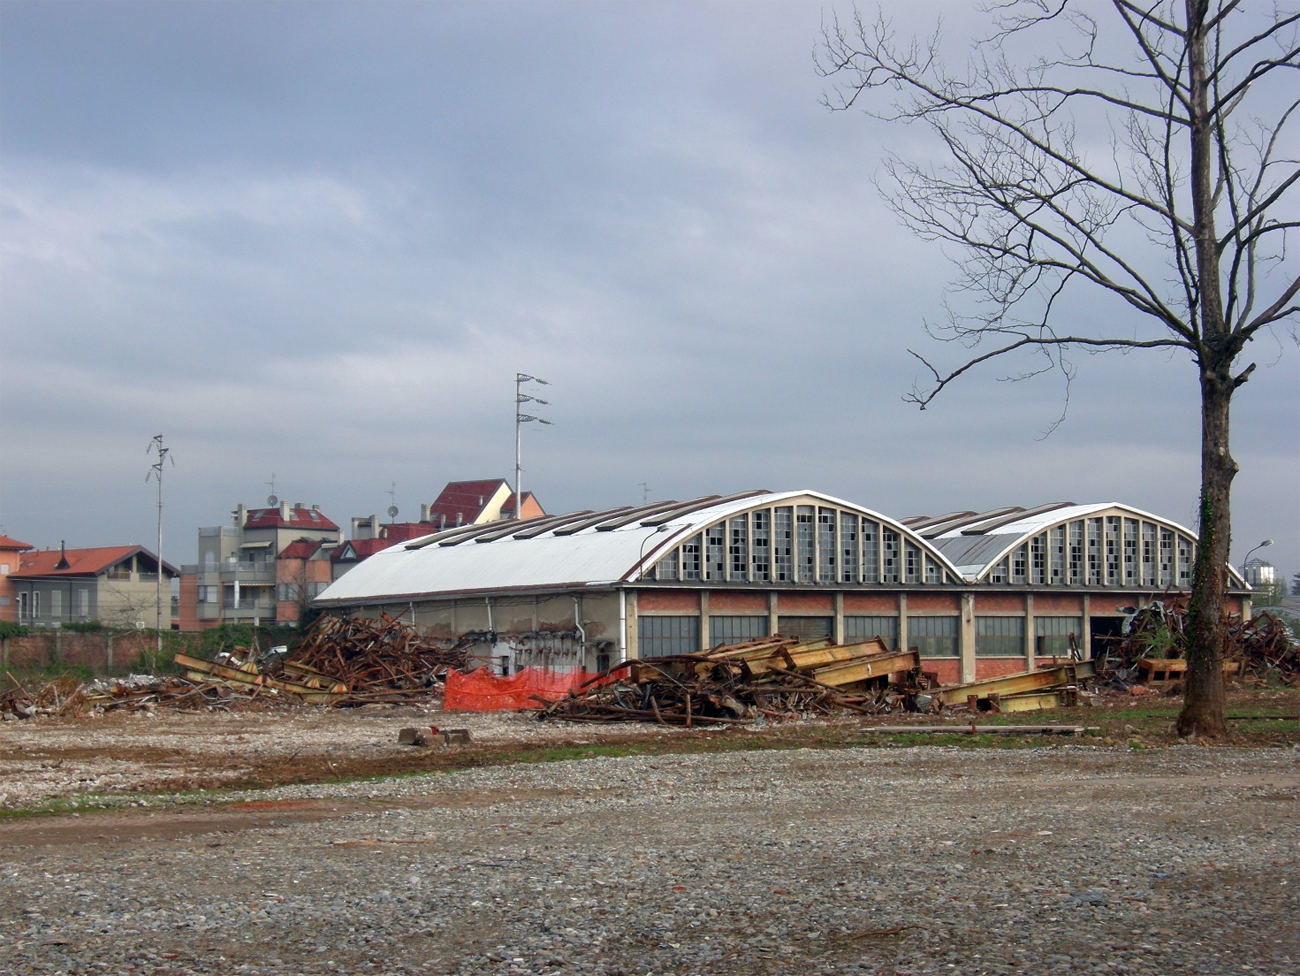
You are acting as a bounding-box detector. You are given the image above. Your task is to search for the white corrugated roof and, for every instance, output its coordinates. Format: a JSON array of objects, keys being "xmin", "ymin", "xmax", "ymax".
[{"xmin": 315, "ymin": 489, "xmax": 960, "ymax": 605}]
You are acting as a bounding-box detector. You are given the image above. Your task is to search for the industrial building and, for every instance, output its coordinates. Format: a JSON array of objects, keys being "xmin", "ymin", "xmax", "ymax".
[{"xmin": 314, "ymin": 489, "xmax": 1251, "ymax": 684}]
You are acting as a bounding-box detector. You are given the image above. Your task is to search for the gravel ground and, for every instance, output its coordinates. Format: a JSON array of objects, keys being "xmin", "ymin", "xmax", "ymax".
[
  {"xmin": 0, "ymin": 708, "xmax": 682, "ymax": 809},
  {"xmin": 2, "ymin": 743, "xmax": 1296, "ymax": 976}
]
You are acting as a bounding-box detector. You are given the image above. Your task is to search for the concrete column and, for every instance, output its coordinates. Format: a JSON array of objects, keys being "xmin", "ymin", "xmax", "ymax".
[
  {"xmin": 698, "ymin": 591, "xmax": 709, "ymax": 651},
  {"xmin": 626, "ymin": 591, "xmax": 639, "ymax": 660},
  {"xmin": 897, "ymin": 593, "xmax": 908, "ymax": 652},
  {"xmin": 1024, "ymin": 592, "xmax": 1036, "ymax": 668},
  {"xmin": 833, "ymin": 592, "xmax": 844, "ymax": 644},
  {"xmin": 960, "ymin": 592, "xmax": 976, "ymax": 683},
  {"xmin": 1081, "ymin": 594, "xmax": 1092, "ymax": 660},
  {"xmin": 768, "ymin": 592, "xmax": 779, "ymax": 639}
]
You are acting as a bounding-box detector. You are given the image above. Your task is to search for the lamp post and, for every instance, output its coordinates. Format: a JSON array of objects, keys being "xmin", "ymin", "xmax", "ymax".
[
  {"xmin": 146, "ymin": 435, "xmax": 173, "ymax": 664},
  {"xmin": 514, "ymin": 373, "xmax": 551, "ymax": 520},
  {"xmin": 637, "ymin": 524, "xmax": 672, "ymax": 579}
]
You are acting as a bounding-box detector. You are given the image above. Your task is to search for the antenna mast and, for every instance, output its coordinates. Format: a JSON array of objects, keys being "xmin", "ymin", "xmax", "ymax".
[{"xmin": 146, "ymin": 435, "xmax": 173, "ymax": 662}]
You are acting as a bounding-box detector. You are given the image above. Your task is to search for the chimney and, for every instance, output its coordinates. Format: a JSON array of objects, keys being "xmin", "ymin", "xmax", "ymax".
[
  {"xmin": 455, "ymin": 512, "xmax": 463, "ymax": 526},
  {"xmin": 234, "ymin": 503, "xmax": 247, "ymax": 527},
  {"xmin": 280, "ymin": 500, "xmax": 291, "ymax": 520},
  {"xmin": 54, "ymin": 541, "xmax": 70, "ymax": 571},
  {"xmin": 419, "ymin": 503, "xmax": 430, "ymax": 523},
  {"xmin": 312, "ymin": 504, "xmax": 320, "ymax": 511}
]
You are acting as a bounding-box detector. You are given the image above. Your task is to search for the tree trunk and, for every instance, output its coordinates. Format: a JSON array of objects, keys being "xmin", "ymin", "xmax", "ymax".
[
  {"xmin": 1177, "ymin": 367, "xmax": 1234, "ymax": 740},
  {"xmin": 1176, "ymin": 0, "xmax": 1232, "ymax": 742}
]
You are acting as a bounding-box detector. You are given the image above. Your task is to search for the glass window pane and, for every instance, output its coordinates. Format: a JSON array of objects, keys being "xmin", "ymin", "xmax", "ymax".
[
  {"xmin": 843, "ymin": 615, "xmax": 898, "ymax": 649},
  {"xmin": 908, "ymin": 615, "xmax": 958, "ymax": 658}
]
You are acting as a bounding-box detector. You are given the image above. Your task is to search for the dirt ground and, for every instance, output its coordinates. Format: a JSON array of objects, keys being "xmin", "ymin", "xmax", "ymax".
[{"xmin": 1, "ymin": 685, "xmax": 1295, "ymax": 849}]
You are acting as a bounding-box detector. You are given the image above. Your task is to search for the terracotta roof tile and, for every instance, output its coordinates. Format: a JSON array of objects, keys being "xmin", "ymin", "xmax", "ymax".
[
  {"xmin": 0, "ymin": 535, "xmax": 33, "ymax": 551},
  {"xmin": 13, "ymin": 545, "xmax": 179, "ymax": 578},
  {"xmin": 244, "ymin": 507, "xmax": 340, "ymax": 531}
]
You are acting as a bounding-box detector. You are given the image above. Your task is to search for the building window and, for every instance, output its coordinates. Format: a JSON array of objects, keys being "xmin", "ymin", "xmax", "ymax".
[
  {"xmin": 817, "ymin": 508, "xmax": 836, "ymax": 582},
  {"xmin": 774, "ymin": 507, "xmax": 793, "ymax": 582},
  {"xmin": 653, "ymin": 549, "xmax": 679, "ymax": 581},
  {"xmin": 705, "ymin": 524, "xmax": 725, "ymax": 580},
  {"xmin": 908, "ymin": 616, "xmax": 958, "ymax": 658},
  {"xmin": 728, "ymin": 517, "xmax": 748, "ymax": 582},
  {"xmin": 840, "ymin": 512, "xmax": 859, "ymax": 583},
  {"xmin": 638, "ymin": 616, "xmax": 699, "ymax": 656},
  {"xmin": 881, "ymin": 530, "xmax": 899, "ymax": 584},
  {"xmin": 77, "ymin": 587, "xmax": 89, "ymax": 616},
  {"xmin": 861, "ymin": 520, "xmax": 878, "ymax": 581},
  {"xmin": 1029, "ymin": 536, "xmax": 1046, "ymax": 585},
  {"xmin": 1035, "ymin": 617, "xmax": 1082, "ymax": 657},
  {"xmin": 795, "ymin": 506, "xmax": 815, "ymax": 582},
  {"xmin": 843, "ymin": 615, "xmax": 897, "ymax": 649},
  {"xmin": 904, "ymin": 543, "xmax": 921, "ymax": 584},
  {"xmin": 50, "ymin": 590, "xmax": 62, "ymax": 619},
  {"xmin": 17, "ymin": 592, "xmax": 28, "ymax": 621},
  {"xmin": 776, "ymin": 616, "xmax": 833, "ymax": 641},
  {"xmin": 709, "ymin": 615, "xmax": 769, "ymax": 647},
  {"xmin": 680, "ymin": 535, "xmax": 701, "ymax": 581},
  {"xmin": 976, "ymin": 616, "xmax": 1024, "ymax": 657},
  {"xmin": 751, "ymin": 509, "xmax": 770, "ymax": 582}
]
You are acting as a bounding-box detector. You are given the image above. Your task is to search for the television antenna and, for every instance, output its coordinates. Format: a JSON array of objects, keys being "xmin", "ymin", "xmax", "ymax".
[
  {"xmin": 515, "ymin": 373, "xmax": 552, "ymax": 520},
  {"xmin": 386, "ymin": 482, "xmax": 399, "ymax": 522},
  {"xmin": 146, "ymin": 434, "xmax": 174, "ymax": 661},
  {"xmin": 266, "ymin": 473, "xmax": 278, "ymax": 508}
]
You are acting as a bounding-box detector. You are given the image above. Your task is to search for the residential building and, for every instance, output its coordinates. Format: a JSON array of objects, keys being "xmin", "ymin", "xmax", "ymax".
[
  {"xmin": 9, "ymin": 544, "xmax": 178, "ymax": 628},
  {"xmin": 0, "ymin": 535, "xmax": 34, "ymax": 622},
  {"xmin": 424, "ymin": 478, "xmax": 544, "ymax": 529},
  {"xmin": 332, "ymin": 480, "xmax": 546, "ymax": 581},
  {"xmin": 181, "ymin": 501, "xmax": 341, "ymax": 629},
  {"xmin": 315, "ymin": 490, "xmax": 1252, "ymax": 683}
]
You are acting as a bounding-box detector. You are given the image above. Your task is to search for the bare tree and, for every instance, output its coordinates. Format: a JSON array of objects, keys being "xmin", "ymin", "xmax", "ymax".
[{"xmin": 819, "ymin": 0, "xmax": 1298, "ymax": 738}]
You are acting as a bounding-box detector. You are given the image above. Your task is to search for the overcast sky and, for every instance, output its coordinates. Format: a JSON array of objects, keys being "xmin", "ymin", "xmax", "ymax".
[{"xmin": 2, "ymin": 1, "xmax": 1296, "ymax": 582}]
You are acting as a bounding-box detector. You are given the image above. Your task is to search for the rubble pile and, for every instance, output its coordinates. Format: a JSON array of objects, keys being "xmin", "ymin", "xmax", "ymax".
[
  {"xmin": 1095, "ymin": 597, "xmax": 1299, "ymax": 688},
  {"xmin": 285, "ymin": 613, "xmax": 471, "ymax": 700},
  {"xmin": 1229, "ymin": 611, "xmax": 1300, "ymax": 685},
  {"xmin": 177, "ymin": 613, "xmax": 472, "ymax": 706},
  {"xmin": 1, "ymin": 671, "xmax": 281, "ymax": 719},
  {"xmin": 537, "ymin": 636, "xmax": 931, "ymax": 724}
]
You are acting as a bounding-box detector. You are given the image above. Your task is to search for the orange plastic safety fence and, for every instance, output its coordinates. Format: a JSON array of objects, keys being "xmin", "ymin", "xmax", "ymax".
[{"xmin": 443, "ymin": 666, "xmax": 606, "ymax": 712}]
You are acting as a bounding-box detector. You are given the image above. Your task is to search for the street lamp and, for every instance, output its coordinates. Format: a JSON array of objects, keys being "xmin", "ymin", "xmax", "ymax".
[{"xmin": 514, "ymin": 373, "xmax": 551, "ymax": 520}]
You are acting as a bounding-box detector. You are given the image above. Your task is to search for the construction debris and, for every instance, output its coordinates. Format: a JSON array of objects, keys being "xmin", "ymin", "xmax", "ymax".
[
  {"xmin": 935, "ymin": 662, "xmax": 1095, "ymax": 713},
  {"xmin": 1096, "ymin": 598, "xmax": 1299, "ymax": 688},
  {"xmin": 176, "ymin": 613, "xmax": 473, "ymax": 707},
  {"xmin": 285, "ymin": 613, "xmax": 471, "ymax": 701},
  {"xmin": 536, "ymin": 636, "xmax": 931, "ymax": 724},
  {"xmin": 1, "ymin": 670, "xmax": 289, "ymax": 719},
  {"xmin": 397, "ymin": 725, "xmax": 473, "ymax": 747}
]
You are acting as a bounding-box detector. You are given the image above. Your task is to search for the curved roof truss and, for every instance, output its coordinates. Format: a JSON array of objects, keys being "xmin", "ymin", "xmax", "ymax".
[
  {"xmin": 640, "ymin": 490, "xmax": 964, "ymax": 586},
  {"xmin": 928, "ymin": 502, "xmax": 1245, "ymax": 588}
]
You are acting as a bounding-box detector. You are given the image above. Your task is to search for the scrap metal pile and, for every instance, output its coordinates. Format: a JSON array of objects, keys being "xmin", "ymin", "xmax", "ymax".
[
  {"xmin": 536, "ymin": 636, "xmax": 930, "ymax": 724},
  {"xmin": 1, "ymin": 671, "xmax": 282, "ymax": 719},
  {"xmin": 178, "ymin": 613, "xmax": 472, "ymax": 706},
  {"xmin": 1096, "ymin": 597, "xmax": 1299, "ymax": 688}
]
